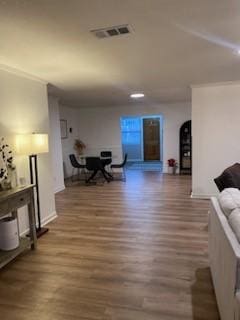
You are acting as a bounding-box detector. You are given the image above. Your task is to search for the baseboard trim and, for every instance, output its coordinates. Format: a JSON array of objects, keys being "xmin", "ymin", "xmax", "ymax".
[
  {"xmin": 41, "ymin": 211, "xmax": 58, "ymax": 226},
  {"xmin": 20, "ymin": 211, "xmax": 58, "ymax": 237},
  {"xmin": 191, "ymin": 193, "xmax": 217, "ymax": 199},
  {"xmin": 54, "ymin": 185, "xmax": 65, "ymax": 194}
]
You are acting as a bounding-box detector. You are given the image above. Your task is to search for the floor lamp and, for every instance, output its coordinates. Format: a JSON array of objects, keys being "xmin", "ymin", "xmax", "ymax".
[{"xmin": 15, "ymin": 133, "xmax": 49, "ymax": 238}]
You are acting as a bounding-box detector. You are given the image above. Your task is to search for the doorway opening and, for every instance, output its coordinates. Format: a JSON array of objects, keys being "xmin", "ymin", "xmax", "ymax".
[{"xmin": 120, "ymin": 115, "xmax": 163, "ymax": 171}]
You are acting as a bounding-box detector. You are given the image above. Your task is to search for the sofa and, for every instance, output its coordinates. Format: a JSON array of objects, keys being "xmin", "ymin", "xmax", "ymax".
[{"xmin": 209, "ymin": 188, "xmax": 240, "ymax": 320}]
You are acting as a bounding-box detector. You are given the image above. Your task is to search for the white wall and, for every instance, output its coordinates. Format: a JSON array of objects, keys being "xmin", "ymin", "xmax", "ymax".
[
  {"xmin": 59, "ymin": 105, "xmax": 81, "ymax": 178},
  {"xmin": 48, "ymin": 95, "xmax": 65, "ymax": 193},
  {"xmin": 60, "ymin": 102, "xmax": 191, "ymax": 174},
  {"xmin": 0, "ymin": 67, "xmax": 56, "ymax": 234},
  {"xmin": 192, "ymin": 82, "xmax": 240, "ymax": 198}
]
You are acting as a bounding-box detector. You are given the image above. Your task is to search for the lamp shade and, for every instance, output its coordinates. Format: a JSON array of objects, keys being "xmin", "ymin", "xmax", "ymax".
[{"xmin": 15, "ymin": 134, "xmax": 49, "ymax": 155}]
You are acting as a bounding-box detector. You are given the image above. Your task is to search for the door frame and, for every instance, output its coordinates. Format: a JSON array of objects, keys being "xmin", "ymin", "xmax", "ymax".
[
  {"xmin": 142, "ymin": 117, "xmax": 161, "ymax": 161},
  {"xmin": 141, "ymin": 115, "xmax": 163, "ymax": 162}
]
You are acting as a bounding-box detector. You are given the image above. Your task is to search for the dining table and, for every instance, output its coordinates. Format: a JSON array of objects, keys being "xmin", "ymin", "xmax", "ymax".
[{"xmin": 79, "ymin": 155, "xmax": 113, "ymax": 183}]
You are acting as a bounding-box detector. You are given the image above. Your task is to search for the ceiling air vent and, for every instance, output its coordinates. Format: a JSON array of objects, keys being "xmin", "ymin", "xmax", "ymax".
[{"xmin": 91, "ymin": 24, "xmax": 131, "ymax": 39}]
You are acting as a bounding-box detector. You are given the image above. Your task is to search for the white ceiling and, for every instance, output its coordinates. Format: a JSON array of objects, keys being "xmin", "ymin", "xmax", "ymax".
[{"xmin": 0, "ymin": 0, "xmax": 240, "ymax": 107}]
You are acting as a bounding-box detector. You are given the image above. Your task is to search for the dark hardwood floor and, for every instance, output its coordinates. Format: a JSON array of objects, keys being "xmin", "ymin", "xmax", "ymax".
[{"xmin": 0, "ymin": 171, "xmax": 219, "ymax": 320}]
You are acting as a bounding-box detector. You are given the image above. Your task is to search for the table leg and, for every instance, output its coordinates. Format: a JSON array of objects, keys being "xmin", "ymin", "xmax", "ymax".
[
  {"xmin": 100, "ymin": 169, "xmax": 111, "ymax": 182},
  {"xmin": 105, "ymin": 170, "xmax": 113, "ymax": 179},
  {"xmin": 86, "ymin": 169, "xmax": 98, "ymax": 183},
  {"xmin": 28, "ymin": 194, "xmax": 37, "ymax": 250},
  {"xmin": 11, "ymin": 210, "xmax": 20, "ymax": 242}
]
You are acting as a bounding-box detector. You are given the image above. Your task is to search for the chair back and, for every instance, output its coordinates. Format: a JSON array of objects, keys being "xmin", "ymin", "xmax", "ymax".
[
  {"xmin": 86, "ymin": 157, "xmax": 102, "ymax": 171},
  {"xmin": 69, "ymin": 154, "xmax": 81, "ymax": 168},
  {"xmin": 122, "ymin": 154, "xmax": 128, "ymax": 166},
  {"xmin": 100, "ymin": 151, "xmax": 112, "ymax": 158}
]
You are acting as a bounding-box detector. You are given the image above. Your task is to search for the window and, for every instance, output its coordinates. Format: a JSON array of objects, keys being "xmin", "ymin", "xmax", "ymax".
[
  {"xmin": 121, "ymin": 117, "xmax": 142, "ymax": 161},
  {"xmin": 121, "ymin": 118, "xmax": 141, "ymax": 145}
]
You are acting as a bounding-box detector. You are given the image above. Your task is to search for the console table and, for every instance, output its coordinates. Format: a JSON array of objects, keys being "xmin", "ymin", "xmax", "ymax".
[{"xmin": 0, "ymin": 185, "xmax": 37, "ymax": 269}]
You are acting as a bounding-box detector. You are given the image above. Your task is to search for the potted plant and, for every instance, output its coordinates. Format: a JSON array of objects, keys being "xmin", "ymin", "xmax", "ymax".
[
  {"xmin": 0, "ymin": 138, "xmax": 16, "ymax": 190},
  {"xmin": 74, "ymin": 139, "xmax": 86, "ymax": 156},
  {"xmin": 167, "ymin": 158, "xmax": 177, "ymax": 174}
]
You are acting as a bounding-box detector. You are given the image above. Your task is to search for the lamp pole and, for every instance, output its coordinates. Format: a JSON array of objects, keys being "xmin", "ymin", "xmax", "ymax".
[{"xmin": 16, "ymin": 133, "xmax": 49, "ymax": 238}]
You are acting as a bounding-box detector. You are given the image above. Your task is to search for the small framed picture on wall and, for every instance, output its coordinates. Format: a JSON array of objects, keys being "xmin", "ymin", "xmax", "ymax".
[{"xmin": 60, "ymin": 119, "xmax": 68, "ymax": 139}]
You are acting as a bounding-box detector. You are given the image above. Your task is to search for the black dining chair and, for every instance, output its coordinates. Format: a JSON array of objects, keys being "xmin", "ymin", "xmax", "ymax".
[
  {"xmin": 100, "ymin": 151, "xmax": 112, "ymax": 173},
  {"xmin": 69, "ymin": 154, "xmax": 86, "ymax": 182},
  {"xmin": 110, "ymin": 154, "xmax": 128, "ymax": 181},
  {"xmin": 100, "ymin": 151, "xmax": 112, "ymax": 158},
  {"xmin": 85, "ymin": 157, "xmax": 110, "ymax": 183}
]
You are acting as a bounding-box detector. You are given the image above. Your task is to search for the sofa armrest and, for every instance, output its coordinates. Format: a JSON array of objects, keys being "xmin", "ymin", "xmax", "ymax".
[{"xmin": 209, "ymin": 198, "xmax": 240, "ymax": 320}]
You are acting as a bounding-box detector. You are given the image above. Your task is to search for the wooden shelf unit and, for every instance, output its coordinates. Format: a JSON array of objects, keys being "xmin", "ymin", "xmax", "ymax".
[
  {"xmin": 0, "ymin": 185, "xmax": 37, "ymax": 269},
  {"xmin": 0, "ymin": 237, "xmax": 30, "ymax": 268},
  {"xmin": 179, "ymin": 120, "xmax": 192, "ymax": 175}
]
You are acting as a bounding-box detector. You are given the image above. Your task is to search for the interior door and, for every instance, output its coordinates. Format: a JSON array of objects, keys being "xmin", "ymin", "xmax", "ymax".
[{"xmin": 143, "ymin": 118, "xmax": 160, "ymax": 161}]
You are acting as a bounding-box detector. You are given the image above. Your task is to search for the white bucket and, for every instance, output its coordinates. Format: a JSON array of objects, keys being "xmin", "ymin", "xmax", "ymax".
[
  {"xmin": 168, "ymin": 167, "xmax": 174, "ymax": 174},
  {"xmin": 0, "ymin": 217, "xmax": 19, "ymax": 251}
]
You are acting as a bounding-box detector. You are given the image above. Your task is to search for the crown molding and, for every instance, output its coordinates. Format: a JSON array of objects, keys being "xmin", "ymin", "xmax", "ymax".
[
  {"xmin": 0, "ymin": 63, "xmax": 48, "ymax": 84},
  {"xmin": 191, "ymin": 80, "xmax": 240, "ymax": 89}
]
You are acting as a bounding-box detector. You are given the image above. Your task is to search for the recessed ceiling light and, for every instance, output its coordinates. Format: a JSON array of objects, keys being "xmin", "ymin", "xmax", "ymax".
[
  {"xmin": 237, "ymin": 49, "xmax": 240, "ymax": 55},
  {"xmin": 130, "ymin": 93, "xmax": 145, "ymax": 99}
]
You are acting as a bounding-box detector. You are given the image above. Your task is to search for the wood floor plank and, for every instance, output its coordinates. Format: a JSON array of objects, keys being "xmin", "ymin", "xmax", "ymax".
[{"xmin": 0, "ymin": 171, "xmax": 220, "ymax": 319}]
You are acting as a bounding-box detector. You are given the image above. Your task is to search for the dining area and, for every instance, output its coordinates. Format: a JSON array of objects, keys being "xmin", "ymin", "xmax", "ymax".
[{"xmin": 69, "ymin": 151, "xmax": 128, "ymax": 184}]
